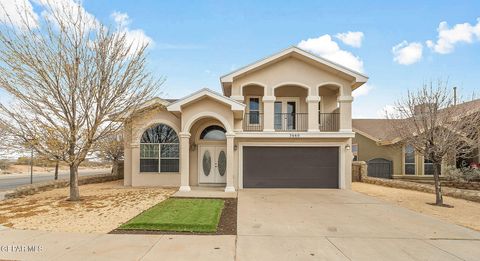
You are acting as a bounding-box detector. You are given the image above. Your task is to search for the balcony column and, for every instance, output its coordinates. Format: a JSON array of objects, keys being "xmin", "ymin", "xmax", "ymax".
[
  {"xmin": 306, "ymin": 96, "xmax": 320, "ymax": 132},
  {"xmin": 179, "ymin": 132, "xmax": 191, "ymax": 192},
  {"xmin": 262, "ymin": 96, "xmax": 276, "ymax": 132},
  {"xmin": 338, "ymin": 96, "xmax": 353, "ymax": 132},
  {"xmin": 225, "ymin": 133, "xmax": 236, "ymax": 192}
]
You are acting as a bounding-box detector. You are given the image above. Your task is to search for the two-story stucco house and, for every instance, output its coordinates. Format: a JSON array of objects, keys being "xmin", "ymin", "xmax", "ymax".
[{"xmin": 121, "ymin": 47, "xmax": 368, "ymax": 192}]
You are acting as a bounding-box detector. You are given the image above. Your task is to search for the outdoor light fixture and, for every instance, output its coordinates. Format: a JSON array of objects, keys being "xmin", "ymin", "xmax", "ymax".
[
  {"xmin": 234, "ymin": 145, "xmax": 238, "ymax": 151},
  {"xmin": 190, "ymin": 143, "xmax": 197, "ymax": 151},
  {"xmin": 345, "ymin": 144, "xmax": 351, "ymax": 151}
]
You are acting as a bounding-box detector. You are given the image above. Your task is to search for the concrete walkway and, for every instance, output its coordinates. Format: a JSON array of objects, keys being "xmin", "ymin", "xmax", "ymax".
[{"xmin": 1, "ymin": 189, "xmax": 479, "ymax": 260}]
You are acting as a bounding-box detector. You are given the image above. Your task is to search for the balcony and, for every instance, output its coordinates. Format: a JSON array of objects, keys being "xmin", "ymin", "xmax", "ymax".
[
  {"xmin": 319, "ymin": 112, "xmax": 340, "ymax": 132},
  {"xmin": 274, "ymin": 113, "xmax": 308, "ymax": 132},
  {"xmin": 243, "ymin": 113, "xmax": 264, "ymax": 131},
  {"xmin": 243, "ymin": 112, "xmax": 340, "ymax": 132}
]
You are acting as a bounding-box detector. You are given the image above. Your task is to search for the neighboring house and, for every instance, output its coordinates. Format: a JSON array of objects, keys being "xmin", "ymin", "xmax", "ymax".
[
  {"xmin": 121, "ymin": 47, "xmax": 368, "ymax": 191},
  {"xmin": 352, "ymin": 99, "xmax": 480, "ymax": 178}
]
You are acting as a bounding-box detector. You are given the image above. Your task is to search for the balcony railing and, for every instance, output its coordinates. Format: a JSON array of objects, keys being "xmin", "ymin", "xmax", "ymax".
[
  {"xmin": 243, "ymin": 113, "xmax": 264, "ymax": 131},
  {"xmin": 243, "ymin": 112, "xmax": 340, "ymax": 132},
  {"xmin": 274, "ymin": 113, "xmax": 308, "ymax": 132},
  {"xmin": 319, "ymin": 113, "xmax": 340, "ymax": 131}
]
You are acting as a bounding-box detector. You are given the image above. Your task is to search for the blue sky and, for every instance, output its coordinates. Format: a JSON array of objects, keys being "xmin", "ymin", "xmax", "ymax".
[{"xmin": 3, "ymin": 0, "xmax": 480, "ymax": 118}]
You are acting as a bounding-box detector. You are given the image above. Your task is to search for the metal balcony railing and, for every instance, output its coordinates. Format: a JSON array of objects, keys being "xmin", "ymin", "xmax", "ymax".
[
  {"xmin": 319, "ymin": 113, "xmax": 340, "ymax": 131},
  {"xmin": 274, "ymin": 113, "xmax": 308, "ymax": 132},
  {"xmin": 243, "ymin": 112, "xmax": 340, "ymax": 132},
  {"xmin": 243, "ymin": 113, "xmax": 263, "ymax": 131}
]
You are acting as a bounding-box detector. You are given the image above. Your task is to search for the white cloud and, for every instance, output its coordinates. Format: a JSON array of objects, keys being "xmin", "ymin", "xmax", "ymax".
[
  {"xmin": 298, "ymin": 34, "xmax": 364, "ymax": 73},
  {"xmin": 110, "ymin": 11, "xmax": 154, "ymax": 51},
  {"xmin": 352, "ymin": 84, "xmax": 372, "ymax": 98},
  {"xmin": 426, "ymin": 18, "xmax": 480, "ymax": 54},
  {"xmin": 0, "ymin": 0, "xmax": 39, "ymax": 29},
  {"xmin": 392, "ymin": 41, "xmax": 423, "ymax": 65},
  {"xmin": 376, "ymin": 104, "xmax": 397, "ymax": 118},
  {"xmin": 335, "ymin": 31, "xmax": 364, "ymax": 48}
]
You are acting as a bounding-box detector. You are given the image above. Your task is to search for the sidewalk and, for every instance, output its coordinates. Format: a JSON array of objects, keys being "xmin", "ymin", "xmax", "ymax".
[{"xmin": 0, "ymin": 227, "xmax": 236, "ymax": 261}]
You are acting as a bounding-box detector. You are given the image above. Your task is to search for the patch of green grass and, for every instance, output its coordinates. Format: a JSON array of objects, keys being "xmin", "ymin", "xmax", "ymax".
[{"xmin": 120, "ymin": 198, "xmax": 224, "ymax": 232}]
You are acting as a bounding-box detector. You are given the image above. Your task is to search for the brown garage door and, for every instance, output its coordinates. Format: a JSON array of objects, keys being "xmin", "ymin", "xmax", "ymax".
[{"xmin": 243, "ymin": 146, "xmax": 339, "ymax": 188}]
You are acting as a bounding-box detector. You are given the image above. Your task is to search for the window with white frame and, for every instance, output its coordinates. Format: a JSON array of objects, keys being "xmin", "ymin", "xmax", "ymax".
[
  {"xmin": 140, "ymin": 124, "xmax": 179, "ymax": 173},
  {"xmin": 248, "ymin": 97, "xmax": 260, "ymax": 124},
  {"xmin": 404, "ymin": 144, "xmax": 416, "ymax": 175}
]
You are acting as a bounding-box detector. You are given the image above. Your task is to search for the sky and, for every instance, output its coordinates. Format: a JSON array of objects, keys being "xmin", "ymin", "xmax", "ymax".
[{"xmin": 1, "ymin": 0, "xmax": 479, "ymax": 118}]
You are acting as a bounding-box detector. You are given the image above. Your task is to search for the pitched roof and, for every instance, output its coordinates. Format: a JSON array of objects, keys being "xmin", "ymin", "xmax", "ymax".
[
  {"xmin": 220, "ymin": 46, "xmax": 368, "ymax": 92},
  {"xmin": 353, "ymin": 119, "xmax": 403, "ymax": 144},
  {"xmin": 167, "ymin": 88, "xmax": 245, "ymax": 112},
  {"xmin": 354, "ymin": 98, "xmax": 480, "ymax": 145}
]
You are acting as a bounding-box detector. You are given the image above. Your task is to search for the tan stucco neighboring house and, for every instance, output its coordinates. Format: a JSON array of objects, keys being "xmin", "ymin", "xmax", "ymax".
[
  {"xmin": 352, "ymin": 99, "xmax": 480, "ymax": 178},
  {"xmin": 121, "ymin": 46, "xmax": 368, "ymax": 192}
]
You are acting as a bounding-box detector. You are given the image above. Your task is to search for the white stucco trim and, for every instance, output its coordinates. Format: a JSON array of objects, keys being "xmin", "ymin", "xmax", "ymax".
[
  {"xmin": 133, "ymin": 118, "xmax": 181, "ymax": 143},
  {"xmin": 235, "ymin": 131, "xmax": 355, "ymax": 138},
  {"xmin": 167, "ymin": 88, "xmax": 245, "ymax": 112},
  {"xmin": 220, "ymin": 46, "xmax": 368, "ymax": 86},
  {"xmin": 179, "ymin": 186, "xmax": 191, "ymax": 192},
  {"xmin": 183, "ymin": 111, "xmax": 234, "ymax": 134}
]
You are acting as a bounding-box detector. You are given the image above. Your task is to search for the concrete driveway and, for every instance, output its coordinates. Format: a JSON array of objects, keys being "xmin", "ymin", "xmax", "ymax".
[
  {"xmin": 1, "ymin": 189, "xmax": 480, "ymax": 260},
  {"xmin": 236, "ymin": 189, "xmax": 480, "ymax": 260}
]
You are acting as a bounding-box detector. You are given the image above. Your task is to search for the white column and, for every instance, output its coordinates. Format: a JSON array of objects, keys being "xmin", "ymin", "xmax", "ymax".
[
  {"xmin": 225, "ymin": 133, "xmax": 236, "ymax": 192},
  {"xmin": 263, "ymin": 96, "xmax": 275, "ymax": 132},
  {"xmin": 130, "ymin": 143, "xmax": 139, "ymax": 186},
  {"xmin": 338, "ymin": 96, "xmax": 353, "ymax": 132},
  {"xmin": 179, "ymin": 132, "xmax": 191, "ymax": 192},
  {"xmin": 306, "ymin": 96, "xmax": 320, "ymax": 132}
]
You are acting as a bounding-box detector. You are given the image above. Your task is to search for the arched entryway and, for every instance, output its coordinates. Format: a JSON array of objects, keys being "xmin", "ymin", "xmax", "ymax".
[{"xmin": 197, "ymin": 125, "xmax": 227, "ymax": 185}]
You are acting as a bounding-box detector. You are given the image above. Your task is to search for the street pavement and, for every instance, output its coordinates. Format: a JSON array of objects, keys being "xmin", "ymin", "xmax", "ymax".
[{"xmin": 0, "ymin": 168, "xmax": 111, "ymax": 192}]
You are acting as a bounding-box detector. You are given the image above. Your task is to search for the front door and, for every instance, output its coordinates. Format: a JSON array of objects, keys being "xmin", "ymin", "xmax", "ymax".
[
  {"xmin": 198, "ymin": 145, "xmax": 227, "ymax": 184},
  {"xmin": 274, "ymin": 98, "xmax": 298, "ymax": 130}
]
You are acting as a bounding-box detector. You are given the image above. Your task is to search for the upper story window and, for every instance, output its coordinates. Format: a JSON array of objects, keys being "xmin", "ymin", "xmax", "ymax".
[
  {"xmin": 248, "ymin": 97, "xmax": 260, "ymax": 124},
  {"xmin": 200, "ymin": 125, "xmax": 226, "ymax": 140},
  {"xmin": 404, "ymin": 144, "xmax": 416, "ymax": 175},
  {"xmin": 140, "ymin": 124, "xmax": 179, "ymax": 173},
  {"xmin": 352, "ymin": 144, "xmax": 358, "ymax": 161}
]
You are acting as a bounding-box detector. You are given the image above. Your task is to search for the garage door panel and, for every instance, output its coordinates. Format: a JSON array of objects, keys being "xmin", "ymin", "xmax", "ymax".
[{"xmin": 243, "ymin": 147, "xmax": 339, "ymax": 188}]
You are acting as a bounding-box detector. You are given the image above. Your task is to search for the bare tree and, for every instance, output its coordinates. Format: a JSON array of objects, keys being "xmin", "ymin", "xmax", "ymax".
[
  {"xmin": 0, "ymin": 1, "xmax": 159, "ymax": 200},
  {"xmin": 95, "ymin": 132, "xmax": 124, "ymax": 178},
  {"xmin": 388, "ymin": 81, "xmax": 480, "ymax": 206}
]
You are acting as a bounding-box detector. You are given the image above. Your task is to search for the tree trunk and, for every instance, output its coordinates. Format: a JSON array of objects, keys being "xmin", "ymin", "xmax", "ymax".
[
  {"xmin": 111, "ymin": 159, "xmax": 119, "ymax": 177},
  {"xmin": 432, "ymin": 161, "xmax": 443, "ymax": 205},
  {"xmin": 54, "ymin": 161, "xmax": 59, "ymax": 180},
  {"xmin": 69, "ymin": 163, "xmax": 80, "ymax": 201}
]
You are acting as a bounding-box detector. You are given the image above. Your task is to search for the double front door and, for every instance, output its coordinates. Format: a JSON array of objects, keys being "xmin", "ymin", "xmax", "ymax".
[
  {"xmin": 198, "ymin": 145, "xmax": 227, "ymax": 184},
  {"xmin": 274, "ymin": 98, "xmax": 298, "ymax": 130}
]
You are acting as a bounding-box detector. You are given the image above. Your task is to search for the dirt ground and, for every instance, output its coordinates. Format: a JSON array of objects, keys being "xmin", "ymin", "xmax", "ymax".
[
  {"xmin": 352, "ymin": 182, "xmax": 480, "ymax": 231},
  {"xmin": 0, "ymin": 180, "xmax": 176, "ymax": 233}
]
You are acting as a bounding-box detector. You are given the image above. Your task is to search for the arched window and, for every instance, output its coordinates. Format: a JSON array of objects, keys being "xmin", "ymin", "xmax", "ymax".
[
  {"xmin": 140, "ymin": 124, "xmax": 179, "ymax": 173},
  {"xmin": 200, "ymin": 125, "xmax": 226, "ymax": 140}
]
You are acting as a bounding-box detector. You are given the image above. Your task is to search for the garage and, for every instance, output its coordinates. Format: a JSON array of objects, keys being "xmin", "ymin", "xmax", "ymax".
[{"xmin": 243, "ymin": 146, "xmax": 339, "ymax": 188}]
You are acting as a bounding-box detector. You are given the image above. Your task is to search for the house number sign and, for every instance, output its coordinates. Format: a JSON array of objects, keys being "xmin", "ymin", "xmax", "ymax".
[{"xmin": 289, "ymin": 133, "xmax": 301, "ymax": 138}]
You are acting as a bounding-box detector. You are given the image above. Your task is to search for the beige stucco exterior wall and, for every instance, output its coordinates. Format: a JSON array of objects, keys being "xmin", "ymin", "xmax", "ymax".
[
  {"xmin": 353, "ymin": 133, "xmax": 403, "ymax": 175},
  {"xmin": 123, "ymin": 108, "xmax": 182, "ymax": 187},
  {"xmin": 231, "ymin": 56, "xmax": 352, "ymax": 97}
]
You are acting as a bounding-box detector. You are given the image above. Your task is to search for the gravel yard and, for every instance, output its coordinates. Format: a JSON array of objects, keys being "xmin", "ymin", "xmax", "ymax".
[
  {"xmin": 0, "ymin": 180, "xmax": 176, "ymax": 233},
  {"xmin": 352, "ymin": 182, "xmax": 480, "ymax": 231}
]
